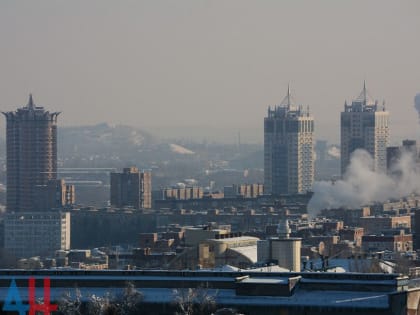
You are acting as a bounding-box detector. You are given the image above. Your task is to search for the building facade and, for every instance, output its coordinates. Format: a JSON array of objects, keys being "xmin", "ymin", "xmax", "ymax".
[
  {"xmin": 2, "ymin": 95, "xmax": 59, "ymax": 212},
  {"xmin": 340, "ymin": 82, "xmax": 389, "ymax": 175},
  {"xmin": 359, "ymin": 215, "xmax": 411, "ymax": 235},
  {"xmin": 199, "ymin": 235, "xmax": 259, "ymax": 268},
  {"xmin": 223, "ymin": 184, "xmax": 263, "ymax": 198},
  {"xmin": 35, "ymin": 179, "xmax": 75, "ymax": 211},
  {"xmin": 160, "ymin": 186, "xmax": 204, "ymax": 200},
  {"xmin": 264, "ymin": 87, "xmax": 314, "ymax": 195},
  {"xmin": 4, "ymin": 211, "xmax": 70, "ymax": 258},
  {"xmin": 362, "ymin": 231, "xmax": 413, "ymax": 253},
  {"xmin": 110, "ymin": 167, "xmax": 152, "ymax": 209}
]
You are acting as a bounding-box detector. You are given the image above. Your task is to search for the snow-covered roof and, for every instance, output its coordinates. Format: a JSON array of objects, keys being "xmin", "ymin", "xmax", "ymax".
[
  {"xmin": 306, "ymin": 258, "xmax": 394, "ymax": 274},
  {"xmin": 228, "ymin": 245, "xmax": 258, "ymax": 263},
  {"xmin": 240, "ymin": 277, "xmax": 288, "ymax": 284},
  {"xmin": 204, "ymin": 264, "xmax": 289, "ymax": 273},
  {"xmin": 209, "ymin": 236, "xmax": 259, "ymax": 244}
]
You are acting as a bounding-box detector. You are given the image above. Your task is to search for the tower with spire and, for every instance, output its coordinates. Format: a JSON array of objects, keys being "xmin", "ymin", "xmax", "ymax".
[
  {"xmin": 2, "ymin": 95, "xmax": 60, "ymax": 212},
  {"xmin": 264, "ymin": 86, "xmax": 314, "ymax": 195},
  {"xmin": 341, "ymin": 82, "xmax": 389, "ymax": 175}
]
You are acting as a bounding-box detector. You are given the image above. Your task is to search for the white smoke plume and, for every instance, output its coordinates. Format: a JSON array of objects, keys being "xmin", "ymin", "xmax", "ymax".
[
  {"xmin": 308, "ymin": 149, "xmax": 420, "ymax": 218},
  {"xmin": 327, "ymin": 146, "xmax": 340, "ymax": 159},
  {"xmin": 414, "ymin": 93, "xmax": 420, "ymax": 120}
]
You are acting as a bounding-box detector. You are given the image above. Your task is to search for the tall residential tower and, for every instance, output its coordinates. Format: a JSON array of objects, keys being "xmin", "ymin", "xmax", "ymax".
[
  {"xmin": 3, "ymin": 95, "xmax": 59, "ymax": 212},
  {"xmin": 340, "ymin": 82, "xmax": 389, "ymax": 175},
  {"xmin": 264, "ymin": 87, "xmax": 314, "ymax": 195},
  {"xmin": 110, "ymin": 167, "xmax": 152, "ymax": 209}
]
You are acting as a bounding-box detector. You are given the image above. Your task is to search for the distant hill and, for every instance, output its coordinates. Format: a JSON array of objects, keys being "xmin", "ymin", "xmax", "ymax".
[
  {"xmin": 230, "ymin": 149, "xmax": 263, "ymax": 169},
  {"xmin": 58, "ymin": 123, "xmax": 157, "ymax": 157},
  {"xmin": 0, "ymin": 123, "xmax": 264, "ymax": 190},
  {"xmin": 57, "ymin": 123, "xmax": 203, "ymax": 169}
]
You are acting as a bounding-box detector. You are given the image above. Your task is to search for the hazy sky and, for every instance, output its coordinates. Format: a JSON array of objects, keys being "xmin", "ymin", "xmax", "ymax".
[{"xmin": 1, "ymin": 1, "xmax": 419, "ymax": 144}]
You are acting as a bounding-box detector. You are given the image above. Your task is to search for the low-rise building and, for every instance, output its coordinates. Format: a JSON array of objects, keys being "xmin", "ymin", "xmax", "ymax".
[
  {"xmin": 184, "ymin": 225, "xmax": 230, "ymax": 247},
  {"xmin": 362, "ymin": 231, "xmax": 413, "ymax": 253},
  {"xmin": 339, "ymin": 227, "xmax": 364, "ymax": 247},
  {"xmin": 199, "ymin": 234, "xmax": 259, "ymax": 268},
  {"xmin": 359, "ymin": 215, "xmax": 411, "ymax": 235}
]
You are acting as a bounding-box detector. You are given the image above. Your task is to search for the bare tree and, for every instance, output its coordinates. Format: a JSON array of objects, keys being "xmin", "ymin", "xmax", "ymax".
[
  {"xmin": 86, "ymin": 293, "xmax": 111, "ymax": 315},
  {"xmin": 112, "ymin": 282, "xmax": 144, "ymax": 315},
  {"xmin": 172, "ymin": 284, "xmax": 217, "ymax": 315},
  {"xmin": 58, "ymin": 283, "xmax": 143, "ymax": 315},
  {"xmin": 58, "ymin": 288, "xmax": 83, "ymax": 315}
]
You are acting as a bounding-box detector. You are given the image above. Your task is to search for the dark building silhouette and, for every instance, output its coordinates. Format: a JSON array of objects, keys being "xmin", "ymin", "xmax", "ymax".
[
  {"xmin": 35, "ymin": 179, "xmax": 75, "ymax": 211},
  {"xmin": 386, "ymin": 146, "xmax": 401, "ymax": 172},
  {"xmin": 110, "ymin": 167, "xmax": 151, "ymax": 209},
  {"xmin": 386, "ymin": 140, "xmax": 418, "ymax": 174},
  {"xmin": 2, "ymin": 95, "xmax": 59, "ymax": 212},
  {"xmin": 402, "ymin": 139, "xmax": 418, "ymax": 158}
]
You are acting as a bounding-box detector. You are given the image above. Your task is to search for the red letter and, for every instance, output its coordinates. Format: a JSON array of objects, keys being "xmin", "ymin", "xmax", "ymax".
[{"xmin": 28, "ymin": 277, "xmax": 58, "ymax": 315}]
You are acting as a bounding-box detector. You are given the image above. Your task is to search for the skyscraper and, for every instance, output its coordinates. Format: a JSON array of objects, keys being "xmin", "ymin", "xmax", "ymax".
[
  {"xmin": 110, "ymin": 167, "xmax": 152, "ymax": 209},
  {"xmin": 264, "ymin": 87, "xmax": 314, "ymax": 195},
  {"xmin": 2, "ymin": 95, "xmax": 59, "ymax": 212},
  {"xmin": 340, "ymin": 82, "xmax": 389, "ymax": 175}
]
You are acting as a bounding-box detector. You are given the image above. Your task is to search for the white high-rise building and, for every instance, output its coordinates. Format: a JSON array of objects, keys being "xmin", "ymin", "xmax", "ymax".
[
  {"xmin": 341, "ymin": 82, "xmax": 389, "ymax": 175},
  {"xmin": 264, "ymin": 86, "xmax": 314, "ymax": 195}
]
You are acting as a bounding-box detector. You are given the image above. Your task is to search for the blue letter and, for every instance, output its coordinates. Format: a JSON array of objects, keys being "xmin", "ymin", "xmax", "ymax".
[{"xmin": 3, "ymin": 279, "xmax": 30, "ymax": 315}]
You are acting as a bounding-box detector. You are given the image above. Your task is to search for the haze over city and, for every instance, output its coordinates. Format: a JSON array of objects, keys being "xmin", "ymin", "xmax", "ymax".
[
  {"xmin": 1, "ymin": 0, "xmax": 420, "ymax": 143},
  {"xmin": 4, "ymin": 2, "xmax": 420, "ymax": 314}
]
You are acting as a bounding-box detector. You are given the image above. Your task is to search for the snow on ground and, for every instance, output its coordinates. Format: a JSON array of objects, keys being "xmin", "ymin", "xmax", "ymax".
[{"xmin": 170, "ymin": 143, "xmax": 195, "ymax": 155}]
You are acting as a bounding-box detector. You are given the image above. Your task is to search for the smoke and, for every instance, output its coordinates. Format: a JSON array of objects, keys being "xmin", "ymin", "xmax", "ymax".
[
  {"xmin": 327, "ymin": 146, "xmax": 340, "ymax": 159},
  {"xmin": 415, "ymin": 93, "xmax": 420, "ymax": 121},
  {"xmin": 308, "ymin": 149, "xmax": 420, "ymax": 217}
]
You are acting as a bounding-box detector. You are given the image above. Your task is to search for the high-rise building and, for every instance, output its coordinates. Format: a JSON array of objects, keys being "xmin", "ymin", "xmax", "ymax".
[
  {"xmin": 2, "ymin": 95, "xmax": 59, "ymax": 212},
  {"xmin": 340, "ymin": 82, "xmax": 389, "ymax": 175},
  {"xmin": 110, "ymin": 167, "xmax": 152, "ymax": 209},
  {"xmin": 264, "ymin": 86, "xmax": 314, "ymax": 195}
]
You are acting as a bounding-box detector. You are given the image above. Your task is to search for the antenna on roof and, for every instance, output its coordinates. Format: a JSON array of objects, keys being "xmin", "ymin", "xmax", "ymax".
[{"xmin": 27, "ymin": 94, "xmax": 35, "ymax": 109}]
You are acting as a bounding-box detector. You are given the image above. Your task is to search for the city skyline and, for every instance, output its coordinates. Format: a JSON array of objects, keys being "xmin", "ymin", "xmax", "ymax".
[{"xmin": 0, "ymin": 1, "xmax": 419, "ymax": 144}]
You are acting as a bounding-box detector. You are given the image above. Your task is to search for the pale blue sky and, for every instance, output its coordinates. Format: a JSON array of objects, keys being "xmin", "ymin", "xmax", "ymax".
[{"xmin": 0, "ymin": 0, "xmax": 419, "ymax": 143}]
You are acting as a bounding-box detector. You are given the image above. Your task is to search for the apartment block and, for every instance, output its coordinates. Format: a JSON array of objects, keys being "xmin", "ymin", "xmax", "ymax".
[
  {"xmin": 4, "ymin": 212, "xmax": 70, "ymax": 258},
  {"xmin": 110, "ymin": 167, "xmax": 152, "ymax": 209}
]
